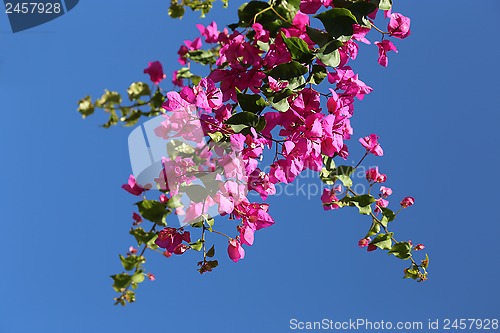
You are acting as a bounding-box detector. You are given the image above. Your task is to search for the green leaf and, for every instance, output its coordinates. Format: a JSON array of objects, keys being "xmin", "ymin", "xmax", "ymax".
[
  {"xmin": 127, "ymin": 82, "xmax": 151, "ymax": 101},
  {"xmin": 237, "ymin": 91, "xmax": 267, "ymax": 113},
  {"xmin": 180, "ymin": 184, "xmax": 210, "ymax": 203},
  {"xmin": 306, "ymin": 26, "xmax": 331, "ymax": 47},
  {"xmin": 119, "ymin": 255, "xmax": 145, "ymax": 271},
  {"xmin": 322, "ymin": 154, "xmax": 336, "ymax": 171},
  {"xmin": 281, "ymin": 32, "xmax": 315, "ymax": 63},
  {"xmin": 347, "ymin": 1, "xmax": 377, "ymax": 25},
  {"xmin": 168, "ymin": 2, "xmax": 185, "ymax": 18},
  {"xmin": 314, "ymin": 8, "xmax": 357, "ymax": 39},
  {"xmin": 95, "ymin": 90, "xmax": 121, "ymax": 108},
  {"xmin": 370, "ymin": 232, "xmax": 393, "ymax": 250},
  {"xmin": 135, "ymin": 200, "xmax": 168, "ymax": 225},
  {"xmin": 341, "ymin": 194, "xmax": 375, "ymax": 215},
  {"xmin": 187, "ymin": 50, "xmax": 216, "ymax": 65},
  {"xmin": 282, "ymin": 0, "xmax": 300, "ymax": 11},
  {"xmin": 166, "ymin": 139, "xmax": 196, "ymax": 160},
  {"xmin": 131, "ymin": 271, "xmax": 145, "ymax": 283},
  {"xmin": 354, "ymin": 203, "xmax": 372, "ymax": 215},
  {"xmin": 111, "ymin": 273, "xmax": 132, "ymax": 292},
  {"xmin": 190, "ymin": 239, "xmax": 204, "ymax": 251},
  {"xmin": 102, "ymin": 110, "xmax": 119, "ymax": 128},
  {"xmin": 237, "ymin": 1, "xmax": 272, "ymax": 27},
  {"xmin": 308, "ymin": 65, "xmax": 328, "ymax": 85},
  {"xmin": 378, "ymin": 0, "xmax": 392, "ymax": 11},
  {"xmin": 206, "ymin": 245, "xmax": 215, "ymax": 257},
  {"xmin": 208, "ymin": 131, "xmax": 225, "ymax": 142},
  {"xmin": 317, "ymin": 40, "xmax": 343, "ymax": 67},
  {"xmin": 404, "ymin": 265, "xmax": 419, "ymax": 279},
  {"xmin": 205, "ymin": 215, "xmax": 215, "ymax": 231},
  {"xmin": 389, "ymin": 242, "xmax": 412, "ymax": 260},
  {"xmin": 267, "ymin": 61, "xmax": 308, "ymax": 80},
  {"xmin": 365, "ymin": 221, "xmax": 381, "ymax": 237},
  {"xmin": 166, "ymin": 195, "xmax": 183, "ymax": 209},
  {"xmin": 263, "ymin": 88, "xmax": 293, "ymax": 112},
  {"xmin": 120, "ymin": 109, "xmax": 142, "ymax": 127},
  {"xmin": 421, "ymin": 254, "xmax": 430, "ymax": 269},
  {"xmin": 149, "ymin": 88, "xmax": 165, "ymax": 109},
  {"xmin": 269, "ymin": 97, "xmax": 290, "ymax": 112},
  {"xmin": 350, "ymin": 194, "xmax": 376, "ymax": 207},
  {"xmin": 380, "ymin": 207, "xmax": 396, "ymax": 226},
  {"xmin": 225, "ymin": 111, "xmax": 265, "ymax": 133},
  {"xmin": 332, "ymin": 165, "xmax": 355, "ymax": 187},
  {"xmin": 130, "ymin": 227, "xmax": 157, "ymax": 246},
  {"xmin": 78, "ymin": 96, "xmax": 94, "ymax": 118},
  {"xmin": 207, "ymin": 260, "xmax": 218, "ymax": 268}
]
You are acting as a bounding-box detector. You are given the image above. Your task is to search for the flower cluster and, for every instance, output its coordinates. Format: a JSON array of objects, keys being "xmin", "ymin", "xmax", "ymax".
[{"xmin": 78, "ymin": 0, "xmax": 428, "ymax": 305}]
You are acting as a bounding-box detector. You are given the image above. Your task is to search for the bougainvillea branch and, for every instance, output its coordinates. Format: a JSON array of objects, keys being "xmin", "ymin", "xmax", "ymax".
[{"xmin": 78, "ymin": 0, "xmax": 428, "ymax": 306}]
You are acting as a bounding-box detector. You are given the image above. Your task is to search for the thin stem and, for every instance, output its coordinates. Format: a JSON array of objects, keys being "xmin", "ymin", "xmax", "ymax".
[
  {"xmin": 210, "ymin": 229, "xmax": 231, "ymax": 240},
  {"xmin": 354, "ymin": 152, "xmax": 369, "ymax": 170}
]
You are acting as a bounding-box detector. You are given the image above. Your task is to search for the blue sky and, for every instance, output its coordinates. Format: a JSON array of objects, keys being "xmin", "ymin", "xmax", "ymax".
[{"xmin": 1, "ymin": 1, "xmax": 499, "ymax": 332}]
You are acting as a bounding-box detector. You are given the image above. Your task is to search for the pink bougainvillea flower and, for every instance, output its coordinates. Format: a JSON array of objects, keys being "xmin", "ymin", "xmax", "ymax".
[
  {"xmin": 159, "ymin": 194, "xmax": 168, "ymax": 204},
  {"xmin": 122, "ymin": 175, "xmax": 150, "ymax": 196},
  {"xmin": 252, "ymin": 23, "xmax": 270, "ymax": 43},
  {"xmin": 227, "ymin": 239, "xmax": 245, "ymax": 262},
  {"xmin": 299, "ymin": 0, "xmax": 331, "ymax": 14},
  {"xmin": 268, "ymin": 76, "xmax": 288, "ymax": 92},
  {"xmin": 388, "ymin": 13, "xmax": 411, "ymax": 39},
  {"xmin": 247, "ymin": 168, "xmax": 276, "ymax": 200},
  {"xmin": 147, "ymin": 273, "xmax": 156, "ymax": 281},
  {"xmin": 400, "ymin": 196, "xmax": 415, "ymax": 208},
  {"xmin": 163, "ymin": 250, "xmax": 172, "ymax": 258},
  {"xmin": 375, "ymin": 40, "xmax": 398, "ymax": 67},
  {"xmin": 321, "ymin": 188, "xmax": 340, "ymax": 211},
  {"xmin": 196, "ymin": 21, "xmax": 219, "ymax": 43},
  {"xmin": 184, "ymin": 37, "xmax": 202, "ymax": 51},
  {"xmin": 367, "ymin": 244, "xmax": 377, "ymax": 252},
  {"xmin": 359, "ymin": 134, "xmax": 384, "ymax": 156},
  {"xmin": 374, "ymin": 198, "xmax": 389, "ymax": 213},
  {"xmin": 128, "ymin": 246, "xmax": 138, "ymax": 254},
  {"xmin": 173, "ymin": 244, "xmax": 189, "ymax": 255},
  {"xmin": 144, "ymin": 61, "xmax": 166, "ymax": 85},
  {"xmin": 239, "ymin": 225, "xmax": 255, "ymax": 246},
  {"xmin": 358, "ymin": 237, "xmax": 371, "ymax": 248},
  {"xmin": 193, "ymin": 78, "xmax": 223, "ymax": 110},
  {"xmin": 380, "ymin": 186, "xmax": 393, "ymax": 198},
  {"xmin": 155, "ymin": 227, "xmax": 190, "ymax": 254},
  {"xmin": 132, "ymin": 212, "xmax": 142, "ymax": 225},
  {"xmin": 353, "ymin": 24, "xmax": 371, "ymax": 44},
  {"xmin": 414, "ymin": 244, "xmax": 425, "ymax": 251},
  {"xmin": 172, "ymin": 70, "xmax": 183, "ymax": 87},
  {"xmin": 366, "ymin": 167, "xmax": 387, "ymax": 183}
]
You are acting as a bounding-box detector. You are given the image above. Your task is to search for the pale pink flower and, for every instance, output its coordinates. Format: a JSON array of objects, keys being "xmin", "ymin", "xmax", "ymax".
[{"xmin": 380, "ymin": 186, "xmax": 392, "ymax": 197}]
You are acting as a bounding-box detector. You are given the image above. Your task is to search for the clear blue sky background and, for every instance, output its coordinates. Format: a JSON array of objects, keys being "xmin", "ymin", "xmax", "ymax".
[{"xmin": 1, "ymin": 1, "xmax": 499, "ymax": 332}]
